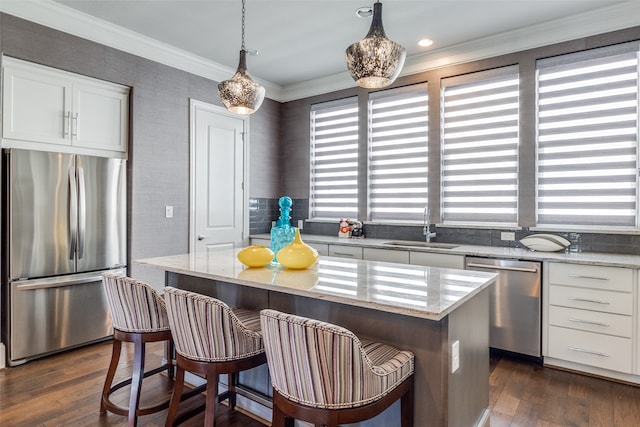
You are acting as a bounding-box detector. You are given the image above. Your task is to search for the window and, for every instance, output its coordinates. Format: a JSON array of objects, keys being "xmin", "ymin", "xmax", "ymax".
[
  {"xmin": 309, "ymin": 97, "xmax": 359, "ymax": 220},
  {"xmin": 441, "ymin": 66, "xmax": 519, "ymax": 225},
  {"xmin": 536, "ymin": 42, "xmax": 639, "ymax": 228},
  {"xmin": 368, "ymin": 84, "xmax": 428, "ymax": 222}
]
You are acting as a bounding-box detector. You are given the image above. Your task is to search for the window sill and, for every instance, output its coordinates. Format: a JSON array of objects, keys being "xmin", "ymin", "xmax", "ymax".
[{"xmin": 530, "ymin": 226, "xmax": 640, "ymax": 235}]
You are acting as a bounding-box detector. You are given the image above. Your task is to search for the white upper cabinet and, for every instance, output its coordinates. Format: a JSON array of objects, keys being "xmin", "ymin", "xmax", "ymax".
[
  {"xmin": 2, "ymin": 57, "xmax": 129, "ymax": 156},
  {"xmin": 71, "ymin": 81, "xmax": 128, "ymax": 152},
  {"xmin": 2, "ymin": 60, "xmax": 73, "ymax": 146}
]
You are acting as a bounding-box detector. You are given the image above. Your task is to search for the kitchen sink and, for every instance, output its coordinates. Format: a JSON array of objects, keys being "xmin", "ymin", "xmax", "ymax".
[{"xmin": 382, "ymin": 240, "xmax": 459, "ymax": 249}]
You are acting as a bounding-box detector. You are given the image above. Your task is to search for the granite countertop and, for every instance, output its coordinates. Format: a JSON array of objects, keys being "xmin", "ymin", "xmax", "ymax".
[
  {"xmin": 135, "ymin": 251, "xmax": 497, "ymax": 321},
  {"xmin": 251, "ymin": 233, "xmax": 640, "ymax": 268}
]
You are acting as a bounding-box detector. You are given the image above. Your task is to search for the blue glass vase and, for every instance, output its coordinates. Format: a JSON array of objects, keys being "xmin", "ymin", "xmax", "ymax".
[{"xmin": 270, "ymin": 196, "xmax": 296, "ymax": 263}]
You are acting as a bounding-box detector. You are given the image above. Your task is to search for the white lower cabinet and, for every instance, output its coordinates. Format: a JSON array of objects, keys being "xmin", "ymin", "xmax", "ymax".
[
  {"xmin": 548, "ymin": 305, "xmax": 632, "ymax": 338},
  {"xmin": 409, "ymin": 251, "xmax": 465, "ymax": 269},
  {"xmin": 548, "ymin": 325, "xmax": 632, "ymax": 373},
  {"xmin": 307, "ymin": 242, "xmax": 329, "ymax": 256},
  {"xmin": 544, "ymin": 262, "xmax": 637, "ymax": 377},
  {"xmin": 363, "ymin": 248, "xmax": 409, "ymax": 264},
  {"xmin": 249, "ymin": 238, "xmax": 271, "ymax": 247},
  {"xmin": 328, "ymin": 244, "xmax": 363, "ymax": 259}
]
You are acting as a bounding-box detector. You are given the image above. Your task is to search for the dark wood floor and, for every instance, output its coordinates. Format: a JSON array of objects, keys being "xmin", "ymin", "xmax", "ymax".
[
  {"xmin": 489, "ymin": 353, "xmax": 640, "ymax": 427},
  {"xmin": 1, "ymin": 340, "xmax": 639, "ymax": 426}
]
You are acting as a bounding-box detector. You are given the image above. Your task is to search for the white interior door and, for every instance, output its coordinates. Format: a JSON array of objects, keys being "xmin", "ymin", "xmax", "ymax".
[{"xmin": 190, "ymin": 100, "xmax": 247, "ymax": 253}]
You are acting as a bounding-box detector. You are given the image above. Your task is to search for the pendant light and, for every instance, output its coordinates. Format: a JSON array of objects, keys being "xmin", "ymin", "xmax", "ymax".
[
  {"xmin": 218, "ymin": 0, "xmax": 265, "ymax": 115},
  {"xmin": 345, "ymin": 1, "xmax": 406, "ymax": 89}
]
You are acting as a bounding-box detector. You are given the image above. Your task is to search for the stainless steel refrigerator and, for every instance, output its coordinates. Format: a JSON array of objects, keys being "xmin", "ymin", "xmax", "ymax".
[{"xmin": 3, "ymin": 149, "xmax": 126, "ymax": 365}]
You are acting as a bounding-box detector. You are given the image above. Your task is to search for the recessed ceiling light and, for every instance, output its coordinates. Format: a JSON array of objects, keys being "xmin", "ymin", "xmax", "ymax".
[
  {"xmin": 356, "ymin": 6, "xmax": 373, "ymax": 18},
  {"xmin": 418, "ymin": 38, "xmax": 434, "ymax": 47}
]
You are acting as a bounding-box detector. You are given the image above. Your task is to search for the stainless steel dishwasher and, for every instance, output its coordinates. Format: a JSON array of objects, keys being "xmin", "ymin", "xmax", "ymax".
[{"xmin": 465, "ymin": 257, "xmax": 542, "ymax": 358}]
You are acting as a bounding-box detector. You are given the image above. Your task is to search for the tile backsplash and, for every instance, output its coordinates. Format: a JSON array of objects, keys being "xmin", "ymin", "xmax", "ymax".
[{"xmin": 249, "ymin": 197, "xmax": 640, "ymax": 255}]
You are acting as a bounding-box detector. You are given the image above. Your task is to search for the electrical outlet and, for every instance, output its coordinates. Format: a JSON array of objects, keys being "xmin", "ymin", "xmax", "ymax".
[
  {"xmin": 501, "ymin": 231, "xmax": 515, "ymax": 241},
  {"xmin": 165, "ymin": 205, "xmax": 174, "ymax": 218},
  {"xmin": 298, "ymin": 219, "xmax": 304, "ymax": 230},
  {"xmin": 451, "ymin": 340, "xmax": 460, "ymax": 373}
]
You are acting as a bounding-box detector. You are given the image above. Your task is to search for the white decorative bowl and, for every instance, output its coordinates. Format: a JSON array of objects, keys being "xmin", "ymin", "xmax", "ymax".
[{"xmin": 519, "ymin": 234, "xmax": 570, "ymax": 252}]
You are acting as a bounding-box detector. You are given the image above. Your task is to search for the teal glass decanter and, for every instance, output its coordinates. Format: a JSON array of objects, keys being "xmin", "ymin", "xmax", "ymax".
[{"xmin": 270, "ymin": 196, "xmax": 297, "ymax": 262}]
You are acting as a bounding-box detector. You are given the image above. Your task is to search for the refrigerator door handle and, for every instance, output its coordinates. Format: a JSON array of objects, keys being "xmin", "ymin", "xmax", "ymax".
[
  {"xmin": 68, "ymin": 165, "xmax": 78, "ymax": 260},
  {"xmin": 77, "ymin": 166, "xmax": 86, "ymax": 259},
  {"xmin": 12, "ymin": 269, "xmax": 122, "ymax": 291}
]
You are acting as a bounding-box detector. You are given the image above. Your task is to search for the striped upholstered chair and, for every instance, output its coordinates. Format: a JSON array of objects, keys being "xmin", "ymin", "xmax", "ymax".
[
  {"xmin": 260, "ymin": 309, "xmax": 415, "ymax": 427},
  {"xmin": 163, "ymin": 286, "xmax": 267, "ymax": 427},
  {"xmin": 101, "ymin": 273, "xmax": 174, "ymax": 427}
]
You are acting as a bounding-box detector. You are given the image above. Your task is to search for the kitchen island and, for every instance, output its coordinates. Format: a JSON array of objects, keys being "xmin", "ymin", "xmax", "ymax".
[{"xmin": 136, "ymin": 251, "xmax": 497, "ymax": 427}]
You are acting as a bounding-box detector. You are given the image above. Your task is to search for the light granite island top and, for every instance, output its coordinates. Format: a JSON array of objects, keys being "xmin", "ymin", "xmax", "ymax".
[
  {"xmin": 135, "ymin": 250, "xmax": 497, "ymax": 321},
  {"xmin": 136, "ymin": 250, "xmax": 497, "ymax": 427}
]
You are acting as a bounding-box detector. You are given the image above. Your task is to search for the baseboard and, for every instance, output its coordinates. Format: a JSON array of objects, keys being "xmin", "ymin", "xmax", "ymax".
[
  {"xmin": 0, "ymin": 343, "xmax": 5, "ymax": 369},
  {"xmin": 476, "ymin": 408, "xmax": 490, "ymax": 427},
  {"xmin": 544, "ymin": 357, "xmax": 640, "ymax": 386}
]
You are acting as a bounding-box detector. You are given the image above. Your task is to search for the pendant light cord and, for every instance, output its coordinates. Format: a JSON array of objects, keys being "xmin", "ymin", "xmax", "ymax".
[{"xmin": 241, "ymin": 0, "xmax": 246, "ymax": 51}]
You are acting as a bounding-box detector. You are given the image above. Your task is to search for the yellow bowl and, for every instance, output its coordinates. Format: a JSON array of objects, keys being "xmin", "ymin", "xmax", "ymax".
[{"xmin": 237, "ymin": 245, "xmax": 274, "ymax": 268}]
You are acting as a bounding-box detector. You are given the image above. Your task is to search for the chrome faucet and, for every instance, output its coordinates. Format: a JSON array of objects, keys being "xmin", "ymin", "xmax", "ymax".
[{"xmin": 423, "ymin": 206, "xmax": 436, "ymax": 243}]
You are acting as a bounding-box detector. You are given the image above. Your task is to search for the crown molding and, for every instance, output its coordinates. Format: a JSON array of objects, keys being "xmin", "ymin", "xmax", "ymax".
[
  {"xmin": 2, "ymin": 0, "xmax": 639, "ymax": 103},
  {"xmin": 281, "ymin": 0, "xmax": 640, "ymax": 102},
  {"xmin": 399, "ymin": 0, "xmax": 640, "ymax": 78},
  {"xmin": 0, "ymin": 0, "xmax": 284, "ymax": 100}
]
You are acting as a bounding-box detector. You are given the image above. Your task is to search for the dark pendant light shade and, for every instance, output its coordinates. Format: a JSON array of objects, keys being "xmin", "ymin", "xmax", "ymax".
[
  {"xmin": 218, "ymin": 0, "xmax": 265, "ymax": 115},
  {"xmin": 345, "ymin": 1, "xmax": 406, "ymax": 89}
]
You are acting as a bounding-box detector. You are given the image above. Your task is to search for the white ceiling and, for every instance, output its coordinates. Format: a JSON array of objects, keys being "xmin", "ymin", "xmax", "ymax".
[{"xmin": 3, "ymin": 0, "xmax": 640, "ymax": 101}]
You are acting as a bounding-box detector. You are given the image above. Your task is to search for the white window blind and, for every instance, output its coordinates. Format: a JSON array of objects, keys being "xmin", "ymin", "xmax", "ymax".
[
  {"xmin": 536, "ymin": 42, "xmax": 640, "ymax": 228},
  {"xmin": 441, "ymin": 66, "xmax": 519, "ymax": 225},
  {"xmin": 368, "ymin": 84, "xmax": 428, "ymax": 222},
  {"xmin": 309, "ymin": 97, "xmax": 359, "ymax": 220}
]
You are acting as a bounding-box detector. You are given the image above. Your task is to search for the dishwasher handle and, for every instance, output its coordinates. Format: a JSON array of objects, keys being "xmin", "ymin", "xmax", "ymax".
[{"xmin": 466, "ymin": 262, "xmax": 539, "ymax": 273}]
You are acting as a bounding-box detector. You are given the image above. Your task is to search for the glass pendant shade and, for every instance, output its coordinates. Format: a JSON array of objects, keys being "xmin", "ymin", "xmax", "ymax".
[
  {"xmin": 218, "ymin": 49, "xmax": 265, "ymax": 115},
  {"xmin": 345, "ymin": 1, "xmax": 406, "ymax": 89}
]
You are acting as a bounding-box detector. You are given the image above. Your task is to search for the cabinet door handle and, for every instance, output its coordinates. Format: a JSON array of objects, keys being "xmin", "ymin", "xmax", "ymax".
[
  {"xmin": 568, "ymin": 317, "xmax": 610, "ymax": 327},
  {"xmin": 72, "ymin": 112, "xmax": 79, "ymax": 137},
  {"xmin": 63, "ymin": 111, "xmax": 71, "ymax": 137},
  {"xmin": 568, "ymin": 297, "xmax": 610, "ymax": 305},
  {"xmin": 568, "ymin": 274, "xmax": 609, "ymax": 281},
  {"xmin": 466, "ymin": 263, "xmax": 538, "ymax": 273},
  {"xmin": 568, "ymin": 346, "xmax": 609, "ymax": 357},
  {"xmin": 332, "ymin": 252, "xmax": 354, "ymax": 257}
]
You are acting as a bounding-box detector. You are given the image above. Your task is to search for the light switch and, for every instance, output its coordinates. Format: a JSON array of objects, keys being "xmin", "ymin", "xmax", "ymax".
[
  {"xmin": 298, "ymin": 219, "xmax": 304, "ymax": 230},
  {"xmin": 451, "ymin": 340, "xmax": 460, "ymax": 373},
  {"xmin": 501, "ymin": 231, "xmax": 515, "ymax": 241},
  {"xmin": 165, "ymin": 205, "xmax": 174, "ymax": 218}
]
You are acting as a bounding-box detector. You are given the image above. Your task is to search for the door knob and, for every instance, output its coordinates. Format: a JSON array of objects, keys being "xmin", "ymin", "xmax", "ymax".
[{"xmin": 197, "ymin": 235, "xmax": 205, "ymax": 241}]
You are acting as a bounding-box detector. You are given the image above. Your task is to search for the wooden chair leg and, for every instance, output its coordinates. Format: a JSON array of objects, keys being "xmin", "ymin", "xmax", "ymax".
[
  {"xmin": 128, "ymin": 336, "xmax": 145, "ymax": 427},
  {"xmin": 227, "ymin": 373, "xmax": 237, "ymax": 410},
  {"xmin": 164, "ymin": 365, "xmax": 185, "ymax": 427},
  {"xmin": 204, "ymin": 373, "xmax": 219, "ymax": 426},
  {"xmin": 271, "ymin": 403, "xmax": 290, "ymax": 427},
  {"xmin": 165, "ymin": 339, "xmax": 175, "ymax": 379},
  {"xmin": 400, "ymin": 378, "xmax": 414, "ymax": 427},
  {"xmin": 100, "ymin": 338, "xmax": 122, "ymax": 412}
]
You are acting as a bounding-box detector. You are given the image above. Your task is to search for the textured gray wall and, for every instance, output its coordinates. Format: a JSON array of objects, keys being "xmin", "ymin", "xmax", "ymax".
[{"xmin": 0, "ymin": 13, "xmax": 281, "ymax": 286}]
